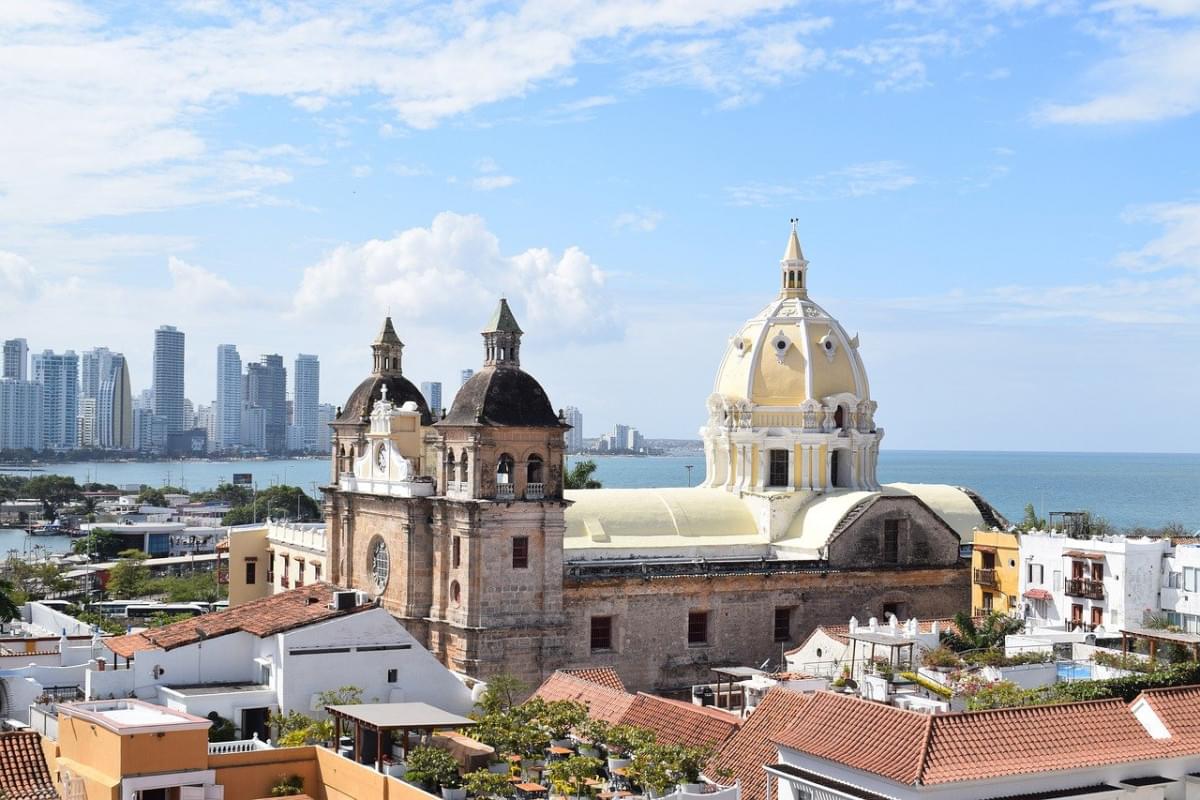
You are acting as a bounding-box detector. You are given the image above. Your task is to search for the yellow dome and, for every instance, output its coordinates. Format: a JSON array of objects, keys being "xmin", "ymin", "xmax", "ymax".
[{"xmin": 713, "ymin": 295, "xmax": 869, "ymax": 407}]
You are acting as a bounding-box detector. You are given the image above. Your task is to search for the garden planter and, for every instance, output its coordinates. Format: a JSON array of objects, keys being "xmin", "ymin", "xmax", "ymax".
[
  {"xmin": 550, "ymin": 738, "xmax": 574, "ymax": 749},
  {"xmin": 441, "ymin": 788, "xmax": 467, "ymax": 800},
  {"xmin": 488, "ymin": 762, "xmax": 511, "ymax": 775},
  {"xmin": 578, "ymin": 746, "xmax": 600, "ymax": 758},
  {"xmin": 607, "ymin": 757, "xmax": 631, "ymax": 771},
  {"xmin": 681, "ymin": 783, "xmax": 704, "ymax": 793},
  {"xmin": 387, "ymin": 763, "xmax": 407, "ymax": 778}
]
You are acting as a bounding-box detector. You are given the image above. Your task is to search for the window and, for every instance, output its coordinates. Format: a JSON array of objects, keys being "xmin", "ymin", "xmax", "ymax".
[
  {"xmin": 1053, "ymin": 570, "xmax": 1062, "ymax": 591},
  {"xmin": 882, "ymin": 520, "xmax": 900, "ymax": 564},
  {"xmin": 266, "ymin": 552, "xmax": 274, "ymax": 583},
  {"xmin": 527, "ymin": 454, "xmax": 544, "ymax": 484},
  {"xmin": 768, "ymin": 449, "xmax": 789, "ymax": 487},
  {"xmin": 1071, "ymin": 603, "xmax": 1083, "ymax": 624},
  {"xmin": 1186, "ymin": 567, "xmax": 1199, "ymax": 593},
  {"xmin": 1091, "ymin": 607, "xmax": 1103, "ymax": 627},
  {"xmin": 450, "ymin": 580, "xmax": 461, "ymax": 604},
  {"xmin": 497, "ymin": 453, "xmax": 515, "ymax": 484},
  {"xmin": 591, "ymin": 616, "xmax": 613, "ymax": 651},
  {"xmin": 295, "ymin": 559, "xmax": 305, "ymax": 588},
  {"xmin": 1169, "ymin": 571, "xmax": 1182, "ymax": 589},
  {"xmin": 244, "ymin": 559, "xmax": 256, "ymax": 585},
  {"xmin": 982, "ymin": 592, "xmax": 994, "ymax": 612},
  {"xmin": 773, "ymin": 607, "xmax": 792, "ymax": 642},
  {"xmin": 387, "ymin": 668, "xmax": 398, "ymax": 683},
  {"xmin": 1027, "ymin": 563, "xmax": 1044, "ymax": 584},
  {"xmin": 688, "ymin": 610, "xmax": 709, "ymax": 645},
  {"xmin": 313, "ymin": 562, "xmax": 321, "ymax": 582},
  {"xmin": 370, "ymin": 538, "xmax": 390, "ymax": 591},
  {"xmin": 1110, "ymin": 608, "xmax": 1120, "ymax": 626},
  {"xmin": 453, "ymin": 536, "xmax": 461, "ymax": 568},
  {"xmin": 281, "ymin": 554, "xmax": 290, "ymax": 587},
  {"xmin": 459, "ymin": 450, "xmax": 469, "ymax": 483},
  {"xmin": 512, "ymin": 536, "xmax": 529, "ymax": 569},
  {"xmin": 980, "ymin": 551, "xmax": 996, "ymax": 569},
  {"xmin": 1091, "ymin": 562, "xmax": 1104, "ymax": 582}
]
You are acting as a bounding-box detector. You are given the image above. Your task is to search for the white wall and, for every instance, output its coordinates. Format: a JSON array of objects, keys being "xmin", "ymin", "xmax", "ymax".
[{"xmin": 28, "ymin": 602, "xmax": 94, "ymax": 636}]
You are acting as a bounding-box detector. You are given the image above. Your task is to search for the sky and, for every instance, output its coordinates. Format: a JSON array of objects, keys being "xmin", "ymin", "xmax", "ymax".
[{"xmin": 1, "ymin": 0, "xmax": 1198, "ymax": 453}]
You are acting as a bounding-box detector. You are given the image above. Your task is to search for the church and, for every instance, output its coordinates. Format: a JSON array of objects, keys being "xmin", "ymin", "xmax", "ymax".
[{"xmin": 323, "ymin": 227, "xmax": 1006, "ymax": 692}]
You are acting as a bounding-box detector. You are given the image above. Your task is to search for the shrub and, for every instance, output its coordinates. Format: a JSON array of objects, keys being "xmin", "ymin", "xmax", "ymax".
[
  {"xmin": 539, "ymin": 699, "xmax": 588, "ymax": 740},
  {"xmin": 463, "ymin": 769, "xmax": 516, "ymax": 799},
  {"xmin": 546, "ymin": 755, "xmax": 604, "ymax": 798},
  {"xmin": 407, "ymin": 745, "xmax": 462, "ymax": 789},
  {"xmin": 1092, "ymin": 651, "xmax": 1154, "ymax": 674},
  {"xmin": 270, "ymin": 775, "xmax": 304, "ymax": 797},
  {"xmin": 922, "ymin": 646, "xmax": 960, "ymax": 669},
  {"xmin": 575, "ymin": 717, "xmax": 611, "ymax": 747},
  {"xmin": 605, "ymin": 724, "xmax": 655, "ymax": 755}
]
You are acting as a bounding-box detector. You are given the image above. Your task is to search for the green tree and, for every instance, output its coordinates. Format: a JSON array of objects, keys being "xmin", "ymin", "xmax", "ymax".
[
  {"xmin": 136, "ymin": 487, "xmax": 168, "ymax": 507},
  {"xmin": 107, "ymin": 550, "xmax": 151, "ymax": 599},
  {"xmin": 192, "ymin": 482, "xmax": 254, "ymax": 507},
  {"xmin": 477, "ymin": 673, "xmax": 527, "ymax": 715},
  {"xmin": 463, "ymin": 769, "xmax": 516, "ymax": 799},
  {"xmin": 221, "ymin": 485, "xmax": 321, "ymax": 525},
  {"xmin": 1018, "ymin": 503, "xmax": 1045, "ymax": 531},
  {"xmin": 941, "ymin": 611, "xmax": 1026, "ymax": 653},
  {"xmin": 547, "ymin": 755, "xmax": 604, "ymax": 798},
  {"xmin": 564, "ymin": 460, "xmax": 602, "ymax": 490},
  {"xmin": 72, "ymin": 528, "xmax": 125, "ymax": 560},
  {"xmin": 0, "ymin": 578, "xmax": 21, "ymax": 622},
  {"xmin": 25, "ymin": 474, "xmax": 83, "ymax": 519}
]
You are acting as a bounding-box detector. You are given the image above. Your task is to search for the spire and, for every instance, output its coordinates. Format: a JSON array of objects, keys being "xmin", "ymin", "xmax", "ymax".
[
  {"xmin": 780, "ymin": 218, "xmax": 809, "ymax": 298},
  {"xmin": 482, "ymin": 298, "xmax": 523, "ymax": 368},
  {"xmin": 371, "ymin": 317, "xmax": 404, "ymax": 376}
]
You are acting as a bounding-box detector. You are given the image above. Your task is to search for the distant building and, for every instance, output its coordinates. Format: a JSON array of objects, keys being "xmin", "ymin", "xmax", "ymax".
[
  {"xmin": 2, "ymin": 338, "xmax": 28, "ymax": 380},
  {"xmin": 0, "ymin": 378, "xmax": 42, "ymax": 451},
  {"xmin": 240, "ymin": 405, "xmax": 267, "ymax": 452},
  {"xmin": 182, "ymin": 398, "xmax": 195, "ymax": 429},
  {"xmin": 31, "ymin": 349, "xmax": 79, "ymax": 450},
  {"xmin": 246, "ymin": 354, "xmax": 287, "ymax": 454},
  {"xmin": 460, "ymin": 368, "xmax": 473, "ymax": 386},
  {"xmin": 294, "ymin": 353, "xmax": 320, "ymax": 452},
  {"xmin": 78, "ymin": 397, "xmax": 97, "ymax": 448},
  {"xmin": 420, "ymin": 381, "xmax": 443, "ymax": 416},
  {"xmin": 134, "ymin": 407, "xmax": 166, "ymax": 453},
  {"xmin": 215, "ymin": 344, "xmax": 243, "ymax": 452},
  {"xmin": 166, "ymin": 428, "xmax": 208, "ymax": 457},
  {"xmin": 152, "ymin": 325, "xmax": 186, "ymax": 434},
  {"xmin": 96, "ymin": 353, "xmax": 133, "ymax": 449},
  {"xmin": 316, "ymin": 403, "xmax": 335, "ymax": 452},
  {"xmin": 564, "ymin": 406, "xmax": 584, "ymax": 451}
]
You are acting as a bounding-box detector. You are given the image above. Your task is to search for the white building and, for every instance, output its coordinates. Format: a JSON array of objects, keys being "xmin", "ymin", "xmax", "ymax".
[
  {"xmin": 294, "ymin": 353, "xmax": 320, "ymax": 452},
  {"xmin": 1018, "ymin": 532, "xmax": 1169, "ymax": 634},
  {"xmin": 215, "ymin": 344, "xmax": 243, "ymax": 452},
  {"xmin": 153, "ymin": 325, "xmax": 187, "ymax": 434},
  {"xmin": 240, "ymin": 405, "xmax": 266, "ymax": 452},
  {"xmin": 97, "ymin": 585, "xmax": 478, "ymax": 739},
  {"xmin": 316, "ymin": 403, "xmax": 335, "ymax": 452},
  {"xmin": 0, "ymin": 377, "xmax": 43, "ymax": 451},
  {"xmin": 96, "ymin": 353, "xmax": 133, "ymax": 449},
  {"xmin": 2, "ymin": 337, "xmax": 28, "ymax": 380},
  {"xmin": 32, "ymin": 349, "xmax": 79, "ymax": 450},
  {"xmin": 564, "ymin": 406, "xmax": 583, "ymax": 451}
]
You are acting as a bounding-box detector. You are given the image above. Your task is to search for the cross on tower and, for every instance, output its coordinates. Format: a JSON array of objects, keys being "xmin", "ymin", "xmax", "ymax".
[{"xmin": 380, "ymin": 384, "xmax": 388, "ymax": 401}]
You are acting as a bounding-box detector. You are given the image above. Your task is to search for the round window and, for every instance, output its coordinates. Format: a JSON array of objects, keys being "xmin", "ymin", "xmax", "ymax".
[
  {"xmin": 776, "ymin": 340, "xmax": 787, "ymax": 350},
  {"xmin": 370, "ymin": 537, "xmax": 390, "ymax": 591},
  {"xmin": 824, "ymin": 340, "xmax": 833, "ymax": 350}
]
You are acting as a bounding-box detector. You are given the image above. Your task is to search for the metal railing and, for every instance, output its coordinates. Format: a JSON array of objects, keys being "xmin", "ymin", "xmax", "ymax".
[
  {"xmin": 209, "ymin": 733, "xmax": 273, "ymax": 754},
  {"xmin": 973, "ymin": 568, "xmax": 997, "ymax": 586},
  {"xmin": 973, "ymin": 607, "xmax": 996, "ymax": 617},
  {"xmin": 1066, "ymin": 578, "xmax": 1104, "ymax": 600},
  {"xmin": 495, "ymin": 484, "xmax": 515, "ymax": 500},
  {"xmin": 1069, "ymin": 620, "xmax": 1098, "ymax": 632},
  {"xmin": 525, "ymin": 483, "xmax": 545, "ymax": 500}
]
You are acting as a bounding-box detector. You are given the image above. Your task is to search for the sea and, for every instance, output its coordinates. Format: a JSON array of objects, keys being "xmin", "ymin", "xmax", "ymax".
[{"xmin": 2, "ymin": 451, "xmax": 1198, "ymax": 557}]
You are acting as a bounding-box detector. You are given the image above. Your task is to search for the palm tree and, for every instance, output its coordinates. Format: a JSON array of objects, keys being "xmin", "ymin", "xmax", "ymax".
[
  {"xmin": 0, "ymin": 579, "xmax": 22, "ymax": 622},
  {"xmin": 941, "ymin": 610, "xmax": 1024, "ymax": 653}
]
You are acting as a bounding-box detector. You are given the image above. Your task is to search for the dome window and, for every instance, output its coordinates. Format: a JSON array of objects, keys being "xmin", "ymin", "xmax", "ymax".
[
  {"xmin": 770, "ymin": 332, "xmax": 791, "ymax": 364},
  {"xmin": 818, "ymin": 332, "xmax": 839, "ymax": 363},
  {"xmin": 732, "ymin": 336, "xmax": 750, "ymax": 358}
]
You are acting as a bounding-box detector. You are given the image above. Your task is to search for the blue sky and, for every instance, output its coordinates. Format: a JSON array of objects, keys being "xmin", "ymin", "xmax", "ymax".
[{"xmin": 1, "ymin": 0, "xmax": 1198, "ymax": 452}]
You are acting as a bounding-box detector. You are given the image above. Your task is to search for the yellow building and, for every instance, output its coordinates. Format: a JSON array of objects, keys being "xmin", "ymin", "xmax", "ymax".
[
  {"xmin": 971, "ymin": 529, "xmax": 1021, "ymax": 616},
  {"xmin": 226, "ymin": 520, "xmax": 328, "ymax": 606},
  {"xmin": 46, "ymin": 698, "xmax": 432, "ymax": 800}
]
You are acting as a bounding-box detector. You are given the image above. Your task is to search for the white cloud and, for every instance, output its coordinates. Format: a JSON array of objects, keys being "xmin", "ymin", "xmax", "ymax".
[
  {"xmin": 726, "ymin": 161, "xmax": 918, "ymax": 206},
  {"xmin": 473, "ymin": 175, "xmax": 518, "ymax": 191},
  {"xmin": 292, "ymin": 95, "xmax": 330, "ymax": 112},
  {"xmin": 291, "ymin": 212, "xmax": 618, "ymax": 341},
  {"xmin": 1115, "ymin": 202, "xmax": 1200, "ymax": 272},
  {"xmin": 0, "ymin": 251, "xmax": 39, "ymax": 302},
  {"xmin": 613, "ymin": 208, "xmax": 664, "ymax": 232},
  {"xmin": 167, "ymin": 256, "xmax": 246, "ymax": 308},
  {"xmin": 352, "ymin": 165, "xmax": 373, "ymax": 178}
]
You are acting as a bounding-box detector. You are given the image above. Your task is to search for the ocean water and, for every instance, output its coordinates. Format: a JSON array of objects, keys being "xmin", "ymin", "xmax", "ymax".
[{"xmin": 2, "ymin": 450, "xmax": 1197, "ymax": 558}]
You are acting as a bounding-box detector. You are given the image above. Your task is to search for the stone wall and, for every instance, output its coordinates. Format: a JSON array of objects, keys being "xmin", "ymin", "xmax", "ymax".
[
  {"xmin": 827, "ymin": 496, "xmax": 961, "ymax": 569},
  {"xmin": 560, "ymin": 565, "xmax": 969, "ymax": 693}
]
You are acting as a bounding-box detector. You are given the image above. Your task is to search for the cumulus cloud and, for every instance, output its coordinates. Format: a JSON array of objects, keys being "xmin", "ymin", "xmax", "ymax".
[
  {"xmin": 0, "ymin": 251, "xmax": 39, "ymax": 302},
  {"xmin": 1115, "ymin": 202, "xmax": 1200, "ymax": 273},
  {"xmin": 291, "ymin": 212, "xmax": 618, "ymax": 341},
  {"xmin": 167, "ymin": 256, "xmax": 244, "ymax": 308}
]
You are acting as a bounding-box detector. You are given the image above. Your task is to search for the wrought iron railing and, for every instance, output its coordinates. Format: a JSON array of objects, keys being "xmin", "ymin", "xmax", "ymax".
[
  {"xmin": 973, "ymin": 568, "xmax": 997, "ymax": 586},
  {"xmin": 1066, "ymin": 578, "xmax": 1104, "ymax": 600}
]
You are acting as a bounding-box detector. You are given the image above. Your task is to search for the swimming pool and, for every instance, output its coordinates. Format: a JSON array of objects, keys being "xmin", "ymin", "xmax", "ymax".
[{"xmin": 1057, "ymin": 662, "xmax": 1093, "ymax": 681}]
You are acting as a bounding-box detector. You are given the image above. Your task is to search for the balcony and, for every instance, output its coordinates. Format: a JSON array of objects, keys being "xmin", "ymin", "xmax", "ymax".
[
  {"xmin": 495, "ymin": 483, "xmax": 515, "ymax": 500},
  {"xmin": 1069, "ymin": 620, "xmax": 1098, "ymax": 633},
  {"xmin": 973, "ymin": 607, "xmax": 996, "ymax": 618},
  {"xmin": 1066, "ymin": 578, "xmax": 1105, "ymax": 600},
  {"xmin": 525, "ymin": 482, "xmax": 545, "ymax": 500},
  {"xmin": 974, "ymin": 568, "xmax": 997, "ymax": 586}
]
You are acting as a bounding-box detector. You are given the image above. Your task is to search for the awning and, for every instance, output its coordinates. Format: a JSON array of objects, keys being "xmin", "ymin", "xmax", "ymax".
[
  {"xmin": 973, "ymin": 545, "xmax": 997, "ymax": 553},
  {"xmin": 1063, "ymin": 550, "xmax": 1105, "ymax": 560},
  {"xmin": 1023, "ymin": 588, "xmax": 1053, "ymax": 601}
]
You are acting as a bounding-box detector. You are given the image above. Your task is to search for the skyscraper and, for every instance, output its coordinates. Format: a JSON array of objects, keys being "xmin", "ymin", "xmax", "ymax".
[
  {"xmin": 316, "ymin": 403, "xmax": 335, "ymax": 452},
  {"xmin": 80, "ymin": 347, "xmax": 116, "ymax": 401},
  {"xmin": 215, "ymin": 344, "xmax": 243, "ymax": 452},
  {"xmin": 96, "ymin": 354, "xmax": 133, "ymax": 449},
  {"xmin": 153, "ymin": 325, "xmax": 186, "ymax": 433},
  {"xmin": 460, "ymin": 368, "xmax": 474, "ymax": 386},
  {"xmin": 246, "ymin": 355, "xmax": 286, "ymax": 454},
  {"xmin": 3, "ymin": 338, "xmax": 28, "ymax": 380},
  {"xmin": 294, "ymin": 354, "xmax": 320, "ymax": 452},
  {"xmin": 31, "ymin": 349, "xmax": 79, "ymax": 450},
  {"xmin": 420, "ymin": 381, "xmax": 442, "ymax": 416},
  {"xmin": 564, "ymin": 406, "xmax": 583, "ymax": 452},
  {"xmin": 0, "ymin": 378, "xmax": 42, "ymax": 451}
]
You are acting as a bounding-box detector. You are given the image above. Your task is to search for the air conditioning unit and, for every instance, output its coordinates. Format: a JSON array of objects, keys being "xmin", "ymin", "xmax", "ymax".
[{"xmin": 332, "ymin": 591, "xmax": 358, "ymax": 611}]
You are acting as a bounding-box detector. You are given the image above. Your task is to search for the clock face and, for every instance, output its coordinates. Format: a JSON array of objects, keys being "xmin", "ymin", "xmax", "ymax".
[{"xmin": 376, "ymin": 445, "xmax": 388, "ymax": 472}]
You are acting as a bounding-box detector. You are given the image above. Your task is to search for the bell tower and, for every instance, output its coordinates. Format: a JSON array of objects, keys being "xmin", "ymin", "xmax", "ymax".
[{"xmin": 372, "ymin": 317, "xmax": 404, "ymax": 376}]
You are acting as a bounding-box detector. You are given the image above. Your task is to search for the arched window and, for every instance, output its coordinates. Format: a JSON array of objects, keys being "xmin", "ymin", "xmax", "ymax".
[
  {"xmin": 459, "ymin": 449, "xmax": 469, "ymax": 483},
  {"xmin": 446, "ymin": 451, "xmax": 456, "ymax": 485},
  {"xmin": 526, "ymin": 454, "xmax": 544, "ymax": 485},
  {"xmin": 370, "ymin": 538, "xmax": 390, "ymax": 591},
  {"xmin": 496, "ymin": 453, "xmax": 515, "ymax": 484},
  {"xmin": 834, "ymin": 405, "xmax": 845, "ymax": 429}
]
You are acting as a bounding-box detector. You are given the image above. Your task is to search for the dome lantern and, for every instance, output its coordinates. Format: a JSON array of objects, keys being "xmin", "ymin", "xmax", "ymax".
[
  {"xmin": 482, "ymin": 298, "xmax": 523, "ymax": 368},
  {"xmin": 781, "ymin": 218, "xmax": 809, "ymax": 299},
  {"xmin": 372, "ymin": 317, "xmax": 405, "ymax": 376}
]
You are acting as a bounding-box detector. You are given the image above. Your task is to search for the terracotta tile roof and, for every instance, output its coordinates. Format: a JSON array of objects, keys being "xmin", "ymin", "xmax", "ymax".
[
  {"xmin": 532, "ymin": 671, "xmax": 740, "ymax": 749},
  {"xmin": 1136, "ymin": 684, "xmax": 1200, "ymax": 744},
  {"xmin": 533, "ymin": 671, "xmax": 635, "ymax": 724},
  {"xmin": 0, "ymin": 731, "xmax": 59, "ymax": 800},
  {"xmin": 621, "ymin": 693, "xmax": 741, "ymax": 750},
  {"xmin": 106, "ymin": 583, "xmax": 369, "ymax": 658},
  {"xmin": 561, "ymin": 667, "xmax": 626, "ymax": 692},
  {"xmin": 785, "ymin": 617, "xmax": 967, "ymax": 654},
  {"xmin": 707, "ymin": 688, "xmax": 812, "ymax": 800},
  {"xmin": 773, "ymin": 691, "xmax": 1173, "ymax": 787}
]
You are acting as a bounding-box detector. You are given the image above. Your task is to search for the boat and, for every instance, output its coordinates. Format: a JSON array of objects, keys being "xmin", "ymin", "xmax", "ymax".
[{"xmin": 28, "ymin": 523, "xmax": 67, "ymax": 536}]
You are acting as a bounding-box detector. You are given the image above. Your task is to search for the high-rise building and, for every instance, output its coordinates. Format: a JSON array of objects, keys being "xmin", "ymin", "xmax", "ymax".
[
  {"xmin": 0, "ymin": 378, "xmax": 42, "ymax": 451},
  {"xmin": 240, "ymin": 405, "xmax": 266, "ymax": 452},
  {"xmin": 316, "ymin": 403, "xmax": 335, "ymax": 452},
  {"xmin": 246, "ymin": 355, "xmax": 286, "ymax": 454},
  {"xmin": 460, "ymin": 369, "xmax": 474, "ymax": 386},
  {"xmin": 182, "ymin": 398, "xmax": 196, "ymax": 429},
  {"xmin": 31, "ymin": 350, "xmax": 79, "ymax": 450},
  {"xmin": 80, "ymin": 347, "xmax": 116, "ymax": 401},
  {"xmin": 96, "ymin": 354, "xmax": 133, "ymax": 449},
  {"xmin": 420, "ymin": 381, "xmax": 443, "ymax": 416},
  {"xmin": 78, "ymin": 397, "xmax": 97, "ymax": 448},
  {"xmin": 3, "ymin": 338, "xmax": 29, "ymax": 380},
  {"xmin": 294, "ymin": 354, "xmax": 320, "ymax": 452},
  {"xmin": 564, "ymin": 406, "xmax": 583, "ymax": 451},
  {"xmin": 153, "ymin": 325, "xmax": 186, "ymax": 433},
  {"xmin": 215, "ymin": 344, "xmax": 243, "ymax": 452}
]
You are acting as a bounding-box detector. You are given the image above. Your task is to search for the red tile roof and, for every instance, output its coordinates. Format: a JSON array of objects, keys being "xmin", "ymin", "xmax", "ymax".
[
  {"xmin": 533, "ymin": 671, "xmax": 740, "ymax": 749},
  {"xmin": 561, "ymin": 667, "xmax": 626, "ymax": 693},
  {"xmin": 706, "ymin": 688, "xmax": 812, "ymax": 800},
  {"xmin": 773, "ymin": 690, "xmax": 1177, "ymax": 786},
  {"xmin": 0, "ymin": 731, "xmax": 59, "ymax": 800},
  {"xmin": 106, "ymin": 583, "xmax": 370, "ymax": 658},
  {"xmin": 621, "ymin": 693, "xmax": 741, "ymax": 750},
  {"xmin": 533, "ymin": 671, "xmax": 635, "ymax": 724}
]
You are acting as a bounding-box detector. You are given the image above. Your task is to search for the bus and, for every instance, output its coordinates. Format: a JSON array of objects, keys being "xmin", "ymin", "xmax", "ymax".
[{"xmin": 123, "ymin": 603, "xmax": 210, "ymax": 624}]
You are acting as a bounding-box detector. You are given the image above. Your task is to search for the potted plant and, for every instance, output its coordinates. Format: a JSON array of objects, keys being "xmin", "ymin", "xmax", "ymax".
[
  {"xmin": 871, "ymin": 656, "xmax": 894, "ymax": 681},
  {"xmin": 671, "ymin": 746, "xmax": 709, "ymax": 793},
  {"xmin": 830, "ymin": 665, "xmax": 851, "ymax": 692},
  {"xmin": 407, "ymin": 745, "xmax": 465, "ymax": 800},
  {"xmin": 627, "ymin": 744, "xmax": 676, "ymax": 798},
  {"xmin": 269, "ymin": 775, "xmax": 305, "ymax": 797},
  {"xmin": 540, "ymin": 700, "xmax": 588, "ymax": 748},
  {"xmin": 575, "ymin": 718, "xmax": 609, "ymax": 758},
  {"xmin": 604, "ymin": 725, "xmax": 653, "ymax": 771},
  {"xmin": 922, "ymin": 646, "xmax": 961, "ymax": 673},
  {"xmin": 463, "ymin": 769, "xmax": 516, "ymax": 799},
  {"xmin": 546, "ymin": 755, "xmax": 604, "ymax": 800}
]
